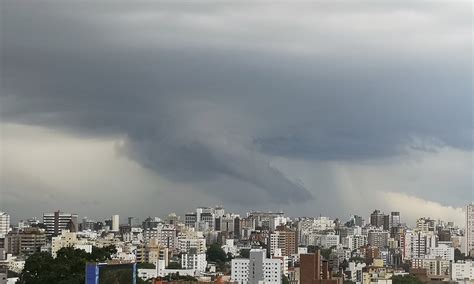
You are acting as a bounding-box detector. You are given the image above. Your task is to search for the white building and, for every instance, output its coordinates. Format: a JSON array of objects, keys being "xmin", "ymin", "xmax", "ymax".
[
  {"xmin": 231, "ymin": 249, "xmax": 282, "ymax": 284},
  {"xmin": 222, "ymin": 239, "xmax": 238, "ymax": 256},
  {"xmin": 466, "ymin": 204, "xmax": 474, "ymax": 256},
  {"xmin": 427, "ymin": 244, "xmax": 454, "ymax": 261},
  {"xmin": 111, "ymin": 215, "xmax": 120, "ymax": 232},
  {"xmin": 51, "ymin": 230, "xmax": 92, "ymax": 258},
  {"xmin": 403, "ymin": 230, "xmax": 437, "ymax": 260},
  {"xmin": 270, "ymin": 216, "xmax": 288, "ymax": 231},
  {"xmin": 4, "ymin": 255, "xmax": 25, "ymax": 274},
  {"xmin": 0, "ymin": 212, "xmax": 10, "ymax": 238},
  {"xmin": 156, "ymin": 259, "xmax": 196, "ymax": 278},
  {"xmin": 137, "ymin": 268, "xmax": 157, "ymax": 281},
  {"xmin": 452, "ymin": 260, "xmax": 474, "ymax": 281},
  {"xmin": 346, "ymin": 261, "xmax": 366, "ymax": 283},
  {"xmin": 181, "ymin": 252, "xmax": 207, "ymax": 272},
  {"xmin": 343, "ymin": 235, "xmax": 367, "ymax": 251},
  {"xmin": 178, "ymin": 232, "xmax": 206, "ymax": 254},
  {"xmin": 319, "ymin": 234, "xmax": 340, "ymax": 248}
]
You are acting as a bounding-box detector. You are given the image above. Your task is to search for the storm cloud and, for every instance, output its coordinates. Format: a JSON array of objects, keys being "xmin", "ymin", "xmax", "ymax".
[{"xmin": 0, "ymin": 1, "xmax": 472, "ymax": 220}]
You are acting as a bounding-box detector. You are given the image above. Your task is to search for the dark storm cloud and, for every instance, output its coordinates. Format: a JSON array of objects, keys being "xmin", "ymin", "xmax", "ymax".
[{"xmin": 1, "ymin": 1, "xmax": 472, "ymax": 204}]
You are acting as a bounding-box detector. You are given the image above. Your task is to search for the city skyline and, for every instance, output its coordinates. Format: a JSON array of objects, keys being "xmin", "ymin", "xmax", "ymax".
[
  {"xmin": 1, "ymin": 1, "xmax": 472, "ymax": 226},
  {"xmin": 0, "ymin": 205, "xmax": 469, "ymax": 229}
]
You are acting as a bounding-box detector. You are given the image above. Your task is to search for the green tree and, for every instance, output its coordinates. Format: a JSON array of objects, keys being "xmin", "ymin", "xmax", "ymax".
[
  {"xmin": 166, "ymin": 261, "xmax": 182, "ymax": 269},
  {"xmin": 18, "ymin": 245, "xmax": 116, "ymax": 284},
  {"xmin": 91, "ymin": 245, "xmax": 117, "ymax": 262},
  {"xmin": 18, "ymin": 252, "xmax": 55, "ymax": 284},
  {"xmin": 137, "ymin": 262, "xmax": 156, "ymax": 269},
  {"xmin": 349, "ymin": 256, "xmax": 366, "ymax": 264},
  {"xmin": 307, "ymin": 245, "xmax": 319, "ymax": 253},
  {"xmin": 392, "ymin": 275, "xmax": 423, "ymax": 284},
  {"xmin": 282, "ymin": 274, "xmax": 290, "ymax": 284},
  {"xmin": 339, "ymin": 259, "xmax": 349, "ymax": 271},
  {"xmin": 320, "ymin": 248, "xmax": 332, "ymax": 260},
  {"xmin": 240, "ymin": 248, "xmax": 250, "ymax": 258},
  {"xmin": 206, "ymin": 244, "xmax": 227, "ymax": 263},
  {"xmin": 400, "ymin": 261, "xmax": 412, "ymax": 272}
]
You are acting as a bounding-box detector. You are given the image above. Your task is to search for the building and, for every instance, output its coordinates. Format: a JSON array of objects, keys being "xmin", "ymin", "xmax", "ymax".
[
  {"xmin": 246, "ymin": 211, "xmax": 285, "ymax": 229},
  {"xmin": 184, "ymin": 207, "xmax": 221, "ymax": 230},
  {"xmin": 451, "ymin": 260, "xmax": 474, "ymax": 281},
  {"xmin": 390, "ymin": 212, "xmax": 400, "ymax": 228},
  {"xmin": 269, "ymin": 226, "xmax": 297, "ymax": 256},
  {"xmin": 0, "ymin": 212, "xmax": 10, "ymax": 238},
  {"xmin": 416, "ymin": 217, "xmax": 435, "ymax": 233},
  {"xmin": 412, "ymin": 258, "xmax": 450, "ymax": 279},
  {"xmin": 343, "ymin": 235, "xmax": 367, "ymax": 251},
  {"xmin": 43, "ymin": 211, "xmax": 78, "ymax": 237},
  {"xmin": 346, "ymin": 215, "xmax": 364, "ymax": 227},
  {"xmin": 231, "ymin": 249, "xmax": 281, "ymax": 284},
  {"xmin": 222, "ymin": 239, "xmax": 238, "ymax": 256},
  {"xmin": 51, "ymin": 230, "xmax": 92, "ymax": 258},
  {"xmin": 300, "ymin": 251, "xmax": 342, "ymax": 284},
  {"xmin": 177, "ymin": 233, "xmax": 206, "ymax": 254},
  {"xmin": 111, "ymin": 215, "xmax": 119, "ymax": 232},
  {"xmin": 427, "ymin": 244, "xmax": 454, "ymax": 261},
  {"xmin": 370, "ymin": 210, "xmax": 386, "ymax": 228},
  {"xmin": 403, "ymin": 230, "xmax": 437, "ymax": 260},
  {"xmin": 142, "ymin": 217, "xmax": 160, "ymax": 230},
  {"xmin": 345, "ymin": 262, "xmax": 366, "ymax": 283},
  {"xmin": 319, "ymin": 234, "xmax": 340, "ymax": 249},
  {"xmin": 135, "ymin": 239, "xmax": 169, "ymax": 266},
  {"xmin": 466, "ymin": 204, "xmax": 474, "ymax": 256},
  {"xmin": 368, "ymin": 231, "xmax": 389, "ymax": 248},
  {"xmin": 181, "ymin": 250, "xmax": 207, "ymax": 272},
  {"xmin": 154, "ymin": 225, "xmax": 177, "ymax": 251},
  {"xmin": 362, "ymin": 266, "xmax": 393, "ymax": 284},
  {"xmin": 5, "ymin": 227, "xmax": 47, "ymax": 256}
]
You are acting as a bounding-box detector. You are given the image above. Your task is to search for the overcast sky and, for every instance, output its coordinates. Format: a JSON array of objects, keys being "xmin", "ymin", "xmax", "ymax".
[{"xmin": 1, "ymin": 0, "xmax": 472, "ymax": 225}]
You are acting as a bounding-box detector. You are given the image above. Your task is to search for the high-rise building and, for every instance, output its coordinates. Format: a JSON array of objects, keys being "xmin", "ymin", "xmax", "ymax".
[
  {"xmin": 231, "ymin": 249, "xmax": 281, "ymax": 284},
  {"xmin": 416, "ymin": 217, "xmax": 435, "ymax": 232},
  {"xmin": 184, "ymin": 207, "xmax": 221, "ymax": 230},
  {"xmin": 5, "ymin": 227, "xmax": 47, "ymax": 256},
  {"xmin": 300, "ymin": 250, "xmax": 342, "ymax": 284},
  {"xmin": 370, "ymin": 210, "xmax": 385, "ymax": 228},
  {"xmin": 403, "ymin": 230, "xmax": 438, "ymax": 260},
  {"xmin": 466, "ymin": 204, "xmax": 474, "ymax": 256},
  {"xmin": 367, "ymin": 230, "xmax": 389, "ymax": 248},
  {"xmin": 142, "ymin": 216, "xmax": 160, "ymax": 230},
  {"xmin": 43, "ymin": 211, "xmax": 78, "ymax": 237},
  {"xmin": 181, "ymin": 250, "xmax": 207, "ymax": 272},
  {"xmin": 390, "ymin": 212, "xmax": 401, "ymax": 228},
  {"xmin": 269, "ymin": 226, "xmax": 297, "ymax": 257},
  {"xmin": 0, "ymin": 212, "xmax": 10, "ymax": 237},
  {"xmin": 347, "ymin": 215, "xmax": 364, "ymax": 227},
  {"xmin": 383, "ymin": 215, "xmax": 390, "ymax": 231},
  {"xmin": 111, "ymin": 215, "xmax": 120, "ymax": 232}
]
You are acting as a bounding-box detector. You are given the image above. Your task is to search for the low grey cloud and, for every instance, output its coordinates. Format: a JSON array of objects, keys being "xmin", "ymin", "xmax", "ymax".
[{"xmin": 1, "ymin": 0, "xmax": 472, "ymax": 211}]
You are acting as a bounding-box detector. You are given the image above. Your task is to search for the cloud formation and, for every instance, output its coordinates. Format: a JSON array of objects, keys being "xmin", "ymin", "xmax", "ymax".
[{"xmin": 0, "ymin": 0, "xmax": 472, "ymax": 220}]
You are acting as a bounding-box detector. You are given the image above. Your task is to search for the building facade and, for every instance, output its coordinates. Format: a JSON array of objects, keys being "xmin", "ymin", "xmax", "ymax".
[
  {"xmin": 231, "ymin": 249, "xmax": 282, "ymax": 284},
  {"xmin": 466, "ymin": 204, "xmax": 474, "ymax": 256},
  {"xmin": 0, "ymin": 212, "xmax": 10, "ymax": 238},
  {"xmin": 43, "ymin": 211, "xmax": 78, "ymax": 237}
]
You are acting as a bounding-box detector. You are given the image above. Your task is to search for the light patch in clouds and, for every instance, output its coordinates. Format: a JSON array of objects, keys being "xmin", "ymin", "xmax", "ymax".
[
  {"xmin": 0, "ymin": 123, "xmax": 220, "ymax": 221},
  {"xmin": 271, "ymin": 146, "xmax": 472, "ymax": 225},
  {"xmin": 380, "ymin": 192, "xmax": 465, "ymax": 226}
]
